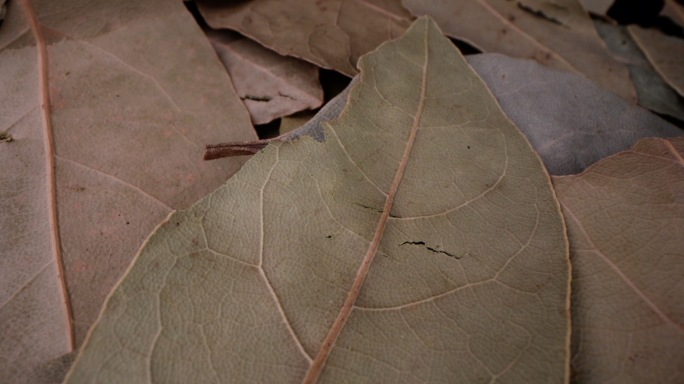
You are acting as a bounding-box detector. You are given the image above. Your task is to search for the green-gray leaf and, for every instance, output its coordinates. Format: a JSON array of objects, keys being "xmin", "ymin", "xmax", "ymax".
[{"xmin": 66, "ymin": 17, "xmax": 570, "ymax": 383}]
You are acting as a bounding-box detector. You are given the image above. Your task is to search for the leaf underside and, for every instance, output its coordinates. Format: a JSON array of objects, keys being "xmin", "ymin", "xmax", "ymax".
[
  {"xmin": 554, "ymin": 137, "xmax": 684, "ymax": 383},
  {"xmin": 66, "ymin": 18, "xmax": 570, "ymax": 383},
  {"xmin": 593, "ymin": 21, "xmax": 684, "ymax": 121},
  {"xmin": 401, "ymin": 0, "xmax": 635, "ymax": 102},
  {"xmin": 231, "ymin": 54, "xmax": 682, "ymax": 176},
  {"xmin": 0, "ymin": 0, "xmax": 255, "ymax": 381},
  {"xmin": 206, "ymin": 29, "xmax": 324, "ymax": 125},
  {"xmin": 628, "ymin": 25, "xmax": 684, "ymax": 98},
  {"xmin": 197, "ymin": 0, "xmax": 411, "ymax": 76}
]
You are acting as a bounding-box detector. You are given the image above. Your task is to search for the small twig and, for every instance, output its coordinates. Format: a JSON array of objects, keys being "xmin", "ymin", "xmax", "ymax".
[{"xmin": 204, "ymin": 138, "xmax": 275, "ymax": 160}]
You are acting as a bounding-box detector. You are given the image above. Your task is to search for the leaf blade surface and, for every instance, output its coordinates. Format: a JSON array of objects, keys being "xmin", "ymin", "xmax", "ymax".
[
  {"xmin": 258, "ymin": 54, "xmax": 682, "ymax": 175},
  {"xmin": 196, "ymin": 0, "xmax": 412, "ymax": 76},
  {"xmin": 0, "ymin": 0, "xmax": 255, "ymax": 381},
  {"xmin": 628, "ymin": 26, "xmax": 684, "ymax": 98},
  {"xmin": 401, "ymin": 0, "xmax": 636, "ymax": 101},
  {"xmin": 593, "ymin": 20, "xmax": 684, "ymax": 121},
  {"xmin": 66, "ymin": 17, "xmax": 570, "ymax": 383},
  {"xmin": 466, "ymin": 53, "xmax": 682, "ymax": 175},
  {"xmin": 553, "ymin": 138, "xmax": 684, "ymax": 383},
  {"xmin": 206, "ymin": 29, "xmax": 324, "ymax": 125}
]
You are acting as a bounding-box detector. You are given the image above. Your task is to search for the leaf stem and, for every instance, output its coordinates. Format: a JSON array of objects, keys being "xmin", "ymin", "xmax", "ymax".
[{"xmin": 204, "ymin": 139, "xmax": 274, "ymax": 160}]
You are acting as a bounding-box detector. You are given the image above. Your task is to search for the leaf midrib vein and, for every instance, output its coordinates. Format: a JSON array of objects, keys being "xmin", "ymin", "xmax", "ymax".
[
  {"xmin": 302, "ymin": 19, "xmax": 430, "ymax": 383},
  {"xmin": 20, "ymin": 0, "xmax": 75, "ymax": 351}
]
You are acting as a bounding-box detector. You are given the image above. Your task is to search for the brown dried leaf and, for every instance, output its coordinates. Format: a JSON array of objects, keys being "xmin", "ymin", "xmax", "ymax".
[
  {"xmin": 402, "ymin": 0, "xmax": 636, "ymax": 101},
  {"xmin": 206, "ymin": 29, "xmax": 323, "ymax": 125},
  {"xmin": 553, "ymin": 137, "xmax": 684, "ymax": 383},
  {"xmin": 0, "ymin": 0, "xmax": 254, "ymax": 381},
  {"xmin": 629, "ymin": 25, "xmax": 684, "ymax": 98},
  {"xmin": 236, "ymin": 54, "xmax": 680, "ymax": 175},
  {"xmin": 468, "ymin": 53, "xmax": 682, "ymax": 174},
  {"xmin": 196, "ymin": 0, "xmax": 412, "ymax": 76},
  {"xmin": 594, "ymin": 20, "xmax": 684, "ymax": 121}
]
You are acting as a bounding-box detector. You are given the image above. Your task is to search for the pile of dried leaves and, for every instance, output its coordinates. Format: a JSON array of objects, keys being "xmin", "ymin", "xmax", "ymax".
[{"xmin": 1, "ymin": 0, "xmax": 682, "ymax": 383}]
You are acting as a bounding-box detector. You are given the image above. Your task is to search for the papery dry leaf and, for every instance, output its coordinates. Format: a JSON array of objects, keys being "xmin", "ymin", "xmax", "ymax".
[
  {"xmin": 196, "ymin": 0, "xmax": 412, "ymax": 76},
  {"xmin": 593, "ymin": 20, "xmax": 684, "ymax": 122},
  {"xmin": 401, "ymin": 0, "xmax": 636, "ymax": 102},
  {"xmin": 205, "ymin": 77, "xmax": 358, "ymax": 160},
  {"xmin": 553, "ymin": 137, "xmax": 684, "ymax": 383},
  {"xmin": 206, "ymin": 29, "xmax": 323, "ymax": 125},
  {"xmin": 66, "ymin": 18, "xmax": 570, "ymax": 383},
  {"xmin": 466, "ymin": 53, "xmax": 682, "ymax": 174},
  {"xmin": 277, "ymin": 77, "xmax": 357, "ymax": 143},
  {"xmin": 629, "ymin": 25, "xmax": 684, "ymax": 98},
  {"xmin": 240, "ymin": 54, "xmax": 680, "ymax": 175},
  {"xmin": 0, "ymin": 0, "xmax": 254, "ymax": 382}
]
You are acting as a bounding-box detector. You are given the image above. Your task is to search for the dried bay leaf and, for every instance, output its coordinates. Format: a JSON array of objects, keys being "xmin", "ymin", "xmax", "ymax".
[
  {"xmin": 0, "ymin": 0, "xmax": 254, "ymax": 382},
  {"xmin": 553, "ymin": 137, "xmax": 684, "ymax": 383},
  {"xmin": 593, "ymin": 20, "xmax": 684, "ymax": 122},
  {"xmin": 206, "ymin": 29, "xmax": 323, "ymax": 125},
  {"xmin": 402, "ymin": 0, "xmax": 636, "ymax": 102},
  {"xmin": 629, "ymin": 25, "xmax": 684, "ymax": 98},
  {"xmin": 204, "ymin": 77, "xmax": 359, "ymax": 160},
  {"xmin": 66, "ymin": 18, "xmax": 570, "ymax": 383},
  {"xmin": 241, "ymin": 54, "xmax": 681, "ymax": 175},
  {"xmin": 196, "ymin": 0, "xmax": 412, "ymax": 76},
  {"xmin": 466, "ymin": 53, "xmax": 682, "ymax": 175}
]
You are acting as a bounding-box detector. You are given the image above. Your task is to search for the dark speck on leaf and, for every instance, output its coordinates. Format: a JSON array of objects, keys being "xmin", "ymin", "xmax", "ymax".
[{"xmin": 0, "ymin": 132, "xmax": 13, "ymax": 143}]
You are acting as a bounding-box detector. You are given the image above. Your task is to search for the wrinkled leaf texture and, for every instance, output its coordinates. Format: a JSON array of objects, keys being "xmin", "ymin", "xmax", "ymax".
[{"xmin": 66, "ymin": 18, "xmax": 570, "ymax": 383}]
